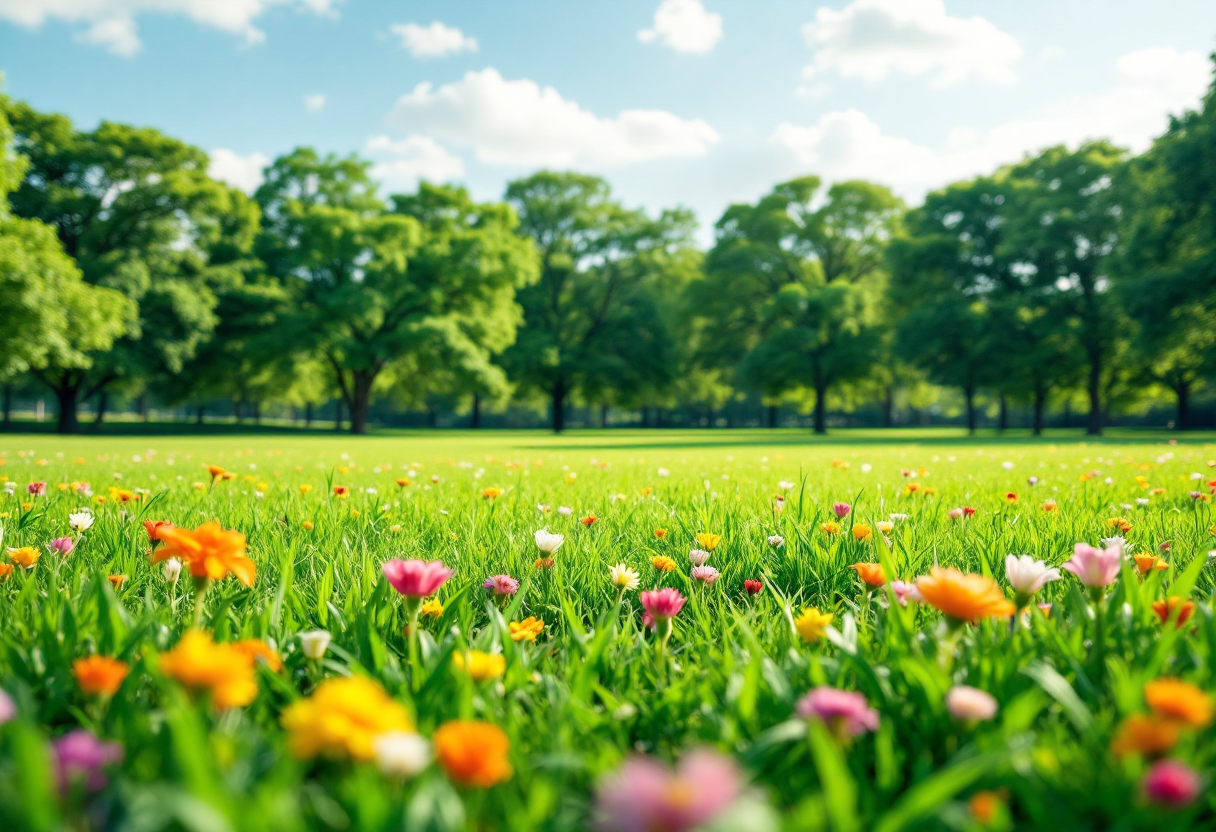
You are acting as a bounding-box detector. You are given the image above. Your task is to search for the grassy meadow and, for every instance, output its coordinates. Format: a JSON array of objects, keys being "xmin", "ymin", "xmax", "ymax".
[{"xmin": 1, "ymin": 428, "xmax": 1215, "ymax": 831}]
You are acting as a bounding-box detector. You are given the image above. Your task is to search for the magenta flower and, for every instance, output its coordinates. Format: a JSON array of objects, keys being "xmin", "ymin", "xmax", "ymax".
[
  {"xmin": 27, "ymin": 481, "xmax": 46, "ymax": 496},
  {"xmin": 0, "ymin": 687, "xmax": 15, "ymax": 724},
  {"xmin": 796, "ymin": 687, "xmax": 879, "ymax": 738},
  {"xmin": 382, "ymin": 559, "xmax": 454, "ymax": 598},
  {"xmin": 641, "ymin": 587, "xmax": 686, "ymax": 622},
  {"xmin": 594, "ymin": 748, "xmax": 742, "ymax": 832},
  {"xmin": 690, "ymin": 565, "xmax": 720, "ymax": 585},
  {"xmin": 53, "ymin": 729, "xmax": 122, "ymax": 794},
  {"xmin": 48, "ymin": 537, "xmax": 75, "ymax": 557},
  {"xmin": 832, "ymin": 502, "xmax": 851, "ymax": 519},
  {"xmin": 1061, "ymin": 542, "xmax": 1121, "ymax": 589},
  {"xmin": 1144, "ymin": 760, "xmax": 1201, "ymax": 807},
  {"xmin": 483, "ymin": 573, "xmax": 520, "ymax": 597}
]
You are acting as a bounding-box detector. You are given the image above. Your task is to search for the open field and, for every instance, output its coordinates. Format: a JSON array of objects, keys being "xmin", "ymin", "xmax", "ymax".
[{"xmin": 1, "ymin": 429, "xmax": 1215, "ymax": 831}]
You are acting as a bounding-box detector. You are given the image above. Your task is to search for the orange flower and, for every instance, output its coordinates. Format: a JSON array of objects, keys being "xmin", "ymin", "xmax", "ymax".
[
  {"xmin": 968, "ymin": 791, "xmax": 1004, "ymax": 825},
  {"xmin": 820, "ymin": 521, "xmax": 841, "ymax": 535},
  {"xmin": 302, "ymin": 520, "xmax": 314, "ymax": 531},
  {"xmin": 233, "ymin": 639, "xmax": 283, "ymax": 672},
  {"xmin": 851, "ymin": 524, "xmax": 873, "ymax": 542},
  {"xmin": 481, "ymin": 487, "xmax": 502, "ymax": 499},
  {"xmin": 152, "ymin": 522, "xmax": 256, "ymax": 586},
  {"xmin": 850, "ymin": 562, "xmax": 886, "ymax": 587},
  {"xmin": 654, "ymin": 528, "xmax": 668, "ymax": 540},
  {"xmin": 157, "ymin": 630, "xmax": 258, "ymax": 709},
  {"xmin": 6, "ymin": 546, "xmax": 40, "ymax": 568},
  {"xmin": 1134, "ymin": 553, "xmax": 1169, "ymax": 575},
  {"xmin": 534, "ymin": 557, "xmax": 554, "ymax": 570},
  {"xmin": 433, "ymin": 720, "xmax": 513, "ymax": 787},
  {"xmin": 1106, "ymin": 517, "xmax": 1133, "ymax": 532},
  {"xmin": 915, "ymin": 566, "xmax": 1015, "ymax": 625},
  {"xmin": 1152, "ymin": 597, "xmax": 1195, "ymax": 628},
  {"xmin": 580, "ymin": 515, "xmax": 597, "ymax": 527},
  {"xmin": 0, "ymin": 564, "xmax": 12, "ymax": 581},
  {"xmin": 206, "ymin": 465, "xmax": 225, "ymax": 479},
  {"xmin": 144, "ymin": 520, "xmax": 172, "ymax": 543},
  {"xmin": 1004, "ymin": 492, "xmax": 1018, "ymax": 503},
  {"xmin": 1111, "ymin": 714, "xmax": 1180, "ymax": 758},
  {"xmin": 108, "ymin": 574, "xmax": 127, "ymax": 590},
  {"xmin": 651, "ymin": 555, "xmax": 677, "ymax": 572},
  {"xmin": 333, "ymin": 485, "xmax": 349, "ymax": 498},
  {"xmin": 1041, "ymin": 500, "xmax": 1058, "ymax": 512},
  {"xmin": 1145, "ymin": 679, "xmax": 1213, "ymax": 728},
  {"xmin": 73, "ymin": 656, "xmax": 130, "ymax": 697},
  {"xmin": 395, "ymin": 478, "xmax": 411, "ymax": 488}
]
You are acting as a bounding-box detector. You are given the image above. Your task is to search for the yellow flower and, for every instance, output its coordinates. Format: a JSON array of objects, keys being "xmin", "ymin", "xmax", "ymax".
[
  {"xmin": 157, "ymin": 630, "xmax": 259, "ymax": 709},
  {"xmin": 281, "ymin": 675, "xmax": 413, "ymax": 761},
  {"xmin": 420, "ymin": 598, "xmax": 444, "ymax": 617},
  {"xmin": 509, "ymin": 617, "xmax": 544, "ymax": 642},
  {"xmin": 453, "ymin": 651, "xmax": 506, "ymax": 682},
  {"xmin": 651, "ymin": 555, "xmax": 677, "ymax": 572},
  {"xmin": 852, "ymin": 524, "xmax": 873, "ymax": 542},
  {"xmin": 654, "ymin": 528, "xmax": 668, "ymax": 540},
  {"xmin": 695, "ymin": 532, "xmax": 721, "ymax": 552},
  {"xmin": 299, "ymin": 484, "xmax": 313, "ymax": 495},
  {"xmin": 302, "ymin": 520, "xmax": 314, "ymax": 531},
  {"xmin": 1145, "ymin": 679, "xmax": 1213, "ymax": 729},
  {"xmin": 482, "ymin": 487, "xmax": 503, "ymax": 500},
  {"xmin": 6, "ymin": 546, "xmax": 40, "ymax": 568},
  {"xmin": 0, "ymin": 564, "xmax": 12, "ymax": 581},
  {"xmin": 819, "ymin": 521, "xmax": 841, "ymax": 535},
  {"xmin": 876, "ymin": 521, "xmax": 893, "ymax": 534},
  {"xmin": 794, "ymin": 607, "xmax": 834, "ymax": 643},
  {"xmin": 1106, "ymin": 517, "xmax": 1132, "ymax": 532}
]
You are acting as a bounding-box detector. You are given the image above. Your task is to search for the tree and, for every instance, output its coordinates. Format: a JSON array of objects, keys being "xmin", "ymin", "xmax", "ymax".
[
  {"xmin": 4, "ymin": 101, "xmax": 235, "ymax": 432},
  {"xmin": 696, "ymin": 178, "xmax": 902, "ymax": 433},
  {"xmin": 502, "ymin": 171, "xmax": 693, "ymax": 432},
  {"xmin": 257, "ymin": 153, "xmax": 537, "ymax": 433}
]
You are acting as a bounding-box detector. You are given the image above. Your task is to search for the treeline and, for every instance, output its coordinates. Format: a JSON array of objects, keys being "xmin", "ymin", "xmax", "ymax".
[{"xmin": 2, "ymin": 62, "xmax": 1216, "ymax": 436}]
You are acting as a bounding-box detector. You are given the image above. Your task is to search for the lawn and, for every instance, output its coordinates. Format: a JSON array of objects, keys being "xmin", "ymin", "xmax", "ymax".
[{"xmin": 0, "ymin": 428, "xmax": 1214, "ymax": 831}]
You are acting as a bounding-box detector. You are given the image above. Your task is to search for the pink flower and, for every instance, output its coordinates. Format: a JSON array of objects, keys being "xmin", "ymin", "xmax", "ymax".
[
  {"xmin": 947, "ymin": 507, "xmax": 964, "ymax": 520},
  {"xmin": 1144, "ymin": 760, "xmax": 1201, "ymax": 807},
  {"xmin": 945, "ymin": 686, "xmax": 998, "ymax": 721},
  {"xmin": 483, "ymin": 573, "xmax": 520, "ymax": 596},
  {"xmin": 640, "ymin": 587, "xmax": 686, "ymax": 622},
  {"xmin": 48, "ymin": 537, "xmax": 75, "ymax": 556},
  {"xmin": 27, "ymin": 481, "xmax": 46, "ymax": 496},
  {"xmin": 0, "ymin": 687, "xmax": 14, "ymax": 724},
  {"xmin": 381, "ymin": 559, "xmax": 453, "ymax": 598},
  {"xmin": 796, "ymin": 687, "xmax": 879, "ymax": 737},
  {"xmin": 889, "ymin": 580, "xmax": 920, "ymax": 606},
  {"xmin": 594, "ymin": 749, "xmax": 742, "ymax": 832},
  {"xmin": 1061, "ymin": 542, "xmax": 1121, "ymax": 589},
  {"xmin": 832, "ymin": 502, "xmax": 851, "ymax": 519},
  {"xmin": 53, "ymin": 729, "xmax": 122, "ymax": 794},
  {"xmin": 690, "ymin": 565, "xmax": 720, "ymax": 585}
]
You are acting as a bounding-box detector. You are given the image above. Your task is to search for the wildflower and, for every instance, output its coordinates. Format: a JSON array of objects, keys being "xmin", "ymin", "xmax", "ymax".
[
  {"xmin": 689, "ymin": 548, "xmax": 710, "ymax": 567},
  {"xmin": 1061, "ymin": 542, "xmax": 1121, "ymax": 590},
  {"xmin": 610, "ymin": 564, "xmax": 641, "ymax": 593},
  {"xmin": 27, "ymin": 481, "xmax": 46, "ymax": 496},
  {"xmin": 744, "ymin": 579, "xmax": 763, "ymax": 596},
  {"xmin": 158, "ymin": 630, "xmax": 259, "ymax": 709},
  {"xmin": 433, "ymin": 720, "xmax": 513, "ymax": 787},
  {"xmin": 1144, "ymin": 760, "xmax": 1202, "ymax": 807},
  {"xmin": 654, "ymin": 528, "xmax": 667, "ymax": 540},
  {"xmin": 581, "ymin": 514, "xmax": 598, "ymax": 527},
  {"xmin": 6, "ymin": 546, "xmax": 40, "ymax": 568},
  {"xmin": 374, "ymin": 731, "xmax": 430, "ymax": 779},
  {"xmin": 915, "ymin": 567, "xmax": 1015, "ymax": 625},
  {"xmin": 1152, "ymin": 597, "xmax": 1195, "ymax": 628},
  {"xmin": 947, "ymin": 507, "xmax": 964, "ymax": 520},
  {"xmin": 482, "ymin": 487, "xmax": 502, "ymax": 500},
  {"xmin": 963, "ymin": 506, "xmax": 976, "ymax": 516},
  {"xmin": 162, "ymin": 558, "xmax": 182, "ymax": 583},
  {"xmin": 852, "ymin": 524, "xmax": 873, "ymax": 542},
  {"xmin": 0, "ymin": 687, "xmax": 13, "ymax": 723},
  {"xmin": 48, "ymin": 537, "xmax": 75, "ymax": 556},
  {"xmin": 301, "ymin": 520, "xmax": 314, "ymax": 531},
  {"xmin": 1041, "ymin": 500, "xmax": 1058, "ymax": 512},
  {"xmin": 534, "ymin": 529, "xmax": 564, "ymax": 555},
  {"xmin": 153, "ymin": 522, "xmax": 256, "ymax": 587},
  {"xmin": 73, "ymin": 656, "xmax": 129, "ymax": 697},
  {"xmin": 876, "ymin": 520, "xmax": 893, "ymax": 534},
  {"xmin": 641, "ymin": 587, "xmax": 686, "ymax": 625},
  {"xmin": 890, "ymin": 513, "xmax": 909, "ymax": 522},
  {"xmin": 794, "ymin": 607, "xmax": 834, "ymax": 643},
  {"xmin": 889, "ymin": 580, "xmax": 920, "ymax": 606},
  {"xmin": 945, "ymin": 686, "xmax": 998, "ymax": 721},
  {"xmin": 651, "ymin": 555, "xmax": 677, "ymax": 572},
  {"xmin": 594, "ymin": 749, "xmax": 742, "ymax": 832},
  {"xmin": 1134, "ymin": 553, "xmax": 1169, "ymax": 574},
  {"xmin": 484, "ymin": 574, "xmax": 520, "ymax": 597},
  {"xmin": 1145, "ymin": 679, "xmax": 1213, "ymax": 728},
  {"xmin": 796, "ymin": 687, "xmax": 879, "ymax": 739},
  {"xmin": 767, "ymin": 535, "xmax": 784, "ymax": 548},
  {"xmin": 107, "ymin": 575, "xmax": 127, "ymax": 590},
  {"xmin": 832, "ymin": 502, "xmax": 851, "ymax": 519},
  {"xmin": 1004, "ymin": 554, "xmax": 1061, "ymax": 607},
  {"xmin": 850, "ymin": 562, "xmax": 886, "ymax": 587},
  {"xmin": 53, "ymin": 730, "xmax": 122, "ymax": 794},
  {"xmin": 420, "ymin": 598, "xmax": 444, "ymax": 617},
  {"xmin": 282, "ymin": 675, "xmax": 413, "ymax": 761},
  {"xmin": 694, "ymin": 532, "xmax": 721, "ymax": 551},
  {"xmin": 1111, "ymin": 714, "xmax": 1180, "ymax": 758},
  {"xmin": 298, "ymin": 630, "xmax": 332, "ymax": 660},
  {"xmin": 534, "ymin": 557, "xmax": 554, "ymax": 569},
  {"xmin": 691, "ymin": 565, "xmax": 720, "ymax": 585},
  {"xmin": 509, "ymin": 617, "xmax": 544, "ymax": 642},
  {"xmin": 233, "ymin": 639, "xmax": 282, "ymax": 672},
  {"xmin": 453, "ymin": 650, "xmax": 507, "ymax": 681},
  {"xmin": 820, "ymin": 521, "xmax": 841, "ymax": 535},
  {"xmin": 1107, "ymin": 517, "xmax": 1133, "ymax": 532},
  {"xmin": 394, "ymin": 478, "xmax": 411, "ymax": 488},
  {"xmin": 0, "ymin": 564, "xmax": 11, "ymax": 581},
  {"xmin": 557, "ymin": 505, "xmax": 572, "ymax": 515},
  {"xmin": 108, "ymin": 488, "xmax": 137, "ymax": 503},
  {"xmin": 382, "ymin": 559, "xmax": 454, "ymax": 599},
  {"xmin": 69, "ymin": 511, "xmax": 94, "ymax": 532},
  {"xmin": 206, "ymin": 465, "xmax": 225, "ymax": 480}
]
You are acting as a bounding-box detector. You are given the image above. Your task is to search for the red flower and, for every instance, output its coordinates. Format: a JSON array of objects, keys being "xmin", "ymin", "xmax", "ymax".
[
  {"xmin": 580, "ymin": 515, "xmax": 597, "ymax": 527},
  {"xmin": 744, "ymin": 579, "xmax": 763, "ymax": 596},
  {"xmin": 962, "ymin": 506, "xmax": 977, "ymax": 517}
]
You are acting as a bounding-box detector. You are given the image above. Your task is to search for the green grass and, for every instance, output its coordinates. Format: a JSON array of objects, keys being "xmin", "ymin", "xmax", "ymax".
[{"xmin": 0, "ymin": 429, "xmax": 1214, "ymax": 831}]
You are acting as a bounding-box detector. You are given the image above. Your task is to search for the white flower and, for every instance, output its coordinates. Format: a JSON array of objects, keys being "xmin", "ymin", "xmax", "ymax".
[
  {"xmin": 1190, "ymin": 472, "xmax": 1203, "ymax": 480},
  {"xmin": 162, "ymin": 557, "xmax": 182, "ymax": 583},
  {"xmin": 254, "ymin": 491, "xmax": 265, "ymax": 500},
  {"xmin": 689, "ymin": 548, "xmax": 710, "ymax": 566},
  {"xmin": 298, "ymin": 629, "xmax": 332, "ymax": 660},
  {"xmin": 767, "ymin": 535, "xmax": 785, "ymax": 548},
  {"xmin": 890, "ymin": 513, "xmax": 909, "ymax": 522},
  {"xmin": 534, "ymin": 529, "xmax": 565, "ymax": 554},
  {"xmin": 777, "ymin": 480, "xmax": 794, "ymax": 490},
  {"xmin": 1100, "ymin": 537, "xmax": 1127, "ymax": 556},
  {"xmin": 609, "ymin": 564, "xmax": 640, "ymax": 591},
  {"xmin": 657, "ymin": 468, "xmax": 670, "ymax": 478},
  {"xmin": 860, "ymin": 463, "xmax": 872, "ymax": 474},
  {"xmin": 68, "ymin": 511, "xmax": 94, "ymax": 532},
  {"xmin": 374, "ymin": 731, "xmax": 431, "ymax": 778},
  {"xmin": 1002, "ymin": 461, "xmax": 1015, "ymax": 471},
  {"xmin": 3, "ymin": 482, "xmax": 15, "ymax": 494},
  {"xmin": 1135, "ymin": 498, "xmax": 1149, "ymax": 507},
  {"xmin": 1004, "ymin": 554, "xmax": 1061, "ymax": 595},
  {"xmin": 557, "ymin": 506, "xmax": 573, "ymax": 516},
  {"xmin": 945, "ymin": 686, "xmax": 998, "ymax": 721},
  {"xmin": 536, "ymin": 503, "xmax": 551, "ymax": 513}
]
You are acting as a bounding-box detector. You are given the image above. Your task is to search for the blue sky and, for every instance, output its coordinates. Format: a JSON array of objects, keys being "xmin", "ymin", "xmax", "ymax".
[{"xmin": 2, "ymin": 1, "xmax": 1214, "ymax": 243}]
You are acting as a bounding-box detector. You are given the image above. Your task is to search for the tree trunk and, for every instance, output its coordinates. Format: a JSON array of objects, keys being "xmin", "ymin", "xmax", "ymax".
[
  {"xmin": 348, "ymin": 372, "xmax": 374, "ymax": 435},
  {"xmin": 138, "ymin": 394, "xmax": 148, "ymax": 422},
  {"xmin": 1086, "ymin": 351, "xmax": 1103, "ymax": 435},
  {"xmin": 196, "ymin": 405, "xmax": 205, "ymax": 425},
  {"xmin": 54, "ymin": 382, "xmax": 81, "ymax": 435},
  {"xmin": 253, "ymin": 401, "xmax": 261, "ymax": 425},
  {"xmin": 2, "ymin": 386, "xmax": 11, "ymax": 430},
  {"xmin": 1176, "ymin": 383, "xmax": 1190, "ymax": 431},
  {"xmin": 551, "ymin": 378, "xmax": 566, "ymax": 433},
  {"xmin": 1032, "ymin": 388, "xmax": 1045, "ymax": 436},
  {"xmin": 883, "ymin": 385, "xmax": 894, "ymax": 428},
  {"xmin": 92, "ymin": 391, "xmax": 108, "ymax": 430},
  {"xmin": 767, "ymin": 405, "xmax": 777, "ymax": 429},
  {"xmin": 641, "ymin": 405, "xmax": 650, "ymax": 428},
  {"xmin": 813, "ymin": 381, "xmax": 828, "ymax": 435},
  {"xmin": 964, "ymin": 385, "xmax": 976, "ymax": 436},
  {"xmin": 471, "ymin": 394, "xmax": 481, "ymax": 429},
  {"xmin": 305, "ymin": 402, "xmax": 313, "ymax": 428},
  {"xmin": 333, "ymin": 400, "xmax": 343, "ymax": 432},
  {"xmin": 600, "ymin": 403, "xmax": 609, "ymax": 429},
  {"xmin": 998, "ymin": 393, "xmax": 1008, "ymax": 432},
  {"xmin": 234, "ymin": 399, "xmax": 244, "ymax": 423}
]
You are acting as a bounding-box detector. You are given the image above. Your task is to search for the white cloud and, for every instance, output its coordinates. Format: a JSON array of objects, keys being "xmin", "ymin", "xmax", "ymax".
[
  {"xmin": 638, "ymin": 0, "xmax": 722, "ymax": 55},
  {"xmin": 0, "ymin": 0, "xmax": 339, "ymax": 56},
  {"xmin": 208, "ymin": 149, "xmax": 270, "ymax": 193},
  {"xmin": 802, "ymin": 0, "xmax": 1021, "ymax": 87},
  {"xmin": 365, "ymin": 135, "xmax": 466, "ymax": 192},
  {"xmin": 390, "ymin": 21, "xmax": 478, "ymax": 59},
  {"xmin": 304, "ymin": 94, "xmax": 326, "ymax": 112},
  {"xmin": 386, "ymin": 68, "xmax": 719, "ymax": 168},
  {"xmin": 772, "ymin": 48, "xmax": 1211, "ymax": 201}
]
